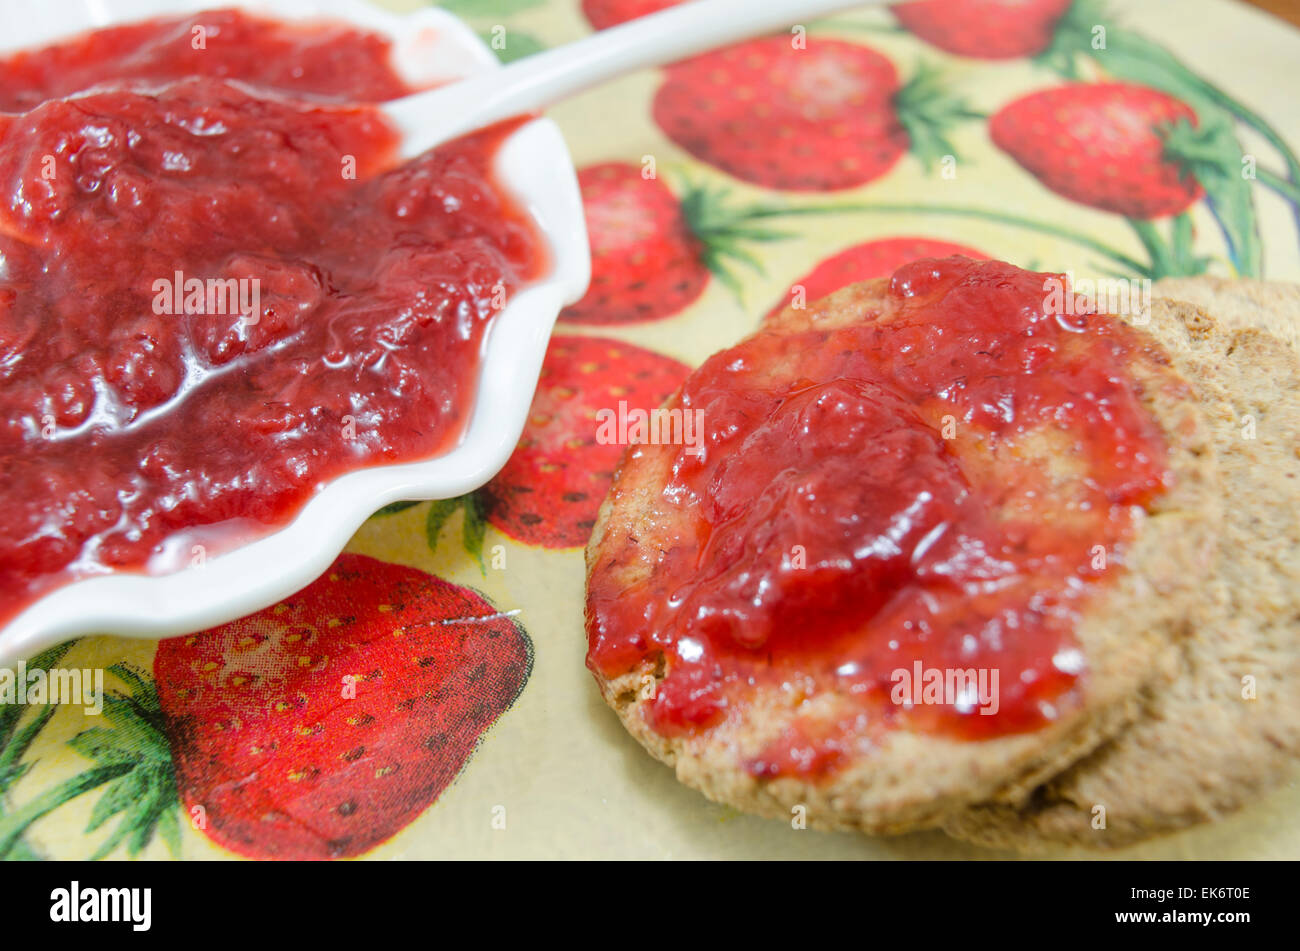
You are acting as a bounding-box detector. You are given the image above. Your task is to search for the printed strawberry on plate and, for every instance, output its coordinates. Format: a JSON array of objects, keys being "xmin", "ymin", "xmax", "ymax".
[
  {"xmin": 581, "ymin": 0, "xmax": 682, "ymax": 30},
  {"xmin": 0, "ymin": 553, "xmax": 533, "ymax": 861},
  {"xmin": 652, "ymin": 37, "xmax": 974, "ymax": 191},
  {"xmin": 562, "ymin": 163, "xmax": 709, "ymax": 324},
  {"xmin": 428, "ymin": 336, "xmax": 691, "ymax": 551},
  {"xmin": 991, "ymin": 83, "xmax": 1205, "ymax": 219},
  {"xmin": 154, "ymin": 554, "xmax": 532, "ymax": 860},
  {"xmin": 563, "ymin": 161, "xmax": 837, "ymax": 324},
  {"xmin": 892, "ymin": 0, "xmax": 1075, "ymax": 59}
]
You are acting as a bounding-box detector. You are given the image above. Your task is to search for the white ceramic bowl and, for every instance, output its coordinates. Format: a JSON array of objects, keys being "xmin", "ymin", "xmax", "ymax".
[{"xmin": 0, "ymin": 0, "xmax": 590, "ymax": 665}]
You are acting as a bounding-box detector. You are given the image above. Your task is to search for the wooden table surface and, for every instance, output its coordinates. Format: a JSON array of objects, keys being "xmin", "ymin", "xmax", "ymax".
[{"xmin": 1243, "ymin": 0, "xmax": 1300, "ymax": 26}]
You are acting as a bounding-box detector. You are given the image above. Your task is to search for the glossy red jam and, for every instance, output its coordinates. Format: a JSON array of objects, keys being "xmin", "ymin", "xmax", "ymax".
[
  {"xmin": 0, "ymin": 8, "xmax": 413, "ymax": 111},
  {"xmin": 0, "ymin": 12, "xmax": 542, "ymax": 621},
  {"xmin": 587, "ymin": 258, "xmax": 1174, "ymax": 777}
]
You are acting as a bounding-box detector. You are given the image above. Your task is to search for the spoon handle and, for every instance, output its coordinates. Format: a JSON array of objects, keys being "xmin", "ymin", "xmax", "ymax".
[{"xmin": 389, "ymin": 0, "xmax": 887, "ymax": 156}]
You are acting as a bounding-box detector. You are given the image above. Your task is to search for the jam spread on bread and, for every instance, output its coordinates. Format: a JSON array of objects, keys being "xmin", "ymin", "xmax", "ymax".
[
  {"xmin": 0, "ymin": 12, "xmax": 541, "ymax": 622},
  {"xmin": 586, "ymin": 258, "xmax": 1175, "ymax": 777}
]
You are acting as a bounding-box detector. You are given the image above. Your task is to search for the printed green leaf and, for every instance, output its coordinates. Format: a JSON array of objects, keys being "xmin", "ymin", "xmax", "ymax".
[
  {"xmin": 0, "ymin": 762, "xmax": 29, "ymax": 791},
  {"xmin": 0, "ymin": 642, "xmax": 75, "ymax": 861},
  {"xmin": 803, "ymin": 199, "xmax": 1153, "ymax": 278},
  {"xmin": 0, "ymin": 635, "xmax": 75, "ymax": 863},
  {"xmin": 157, "ymin": 801, "xmax": 182, "ymax": 856},
  {"xmin": 1169, "ymin": 212, "xmax": 1212, "ymax": 277},
  {"xmin": 423, "ymin": 494, "xmax": 491, "ymax": 572},
  {"xmin": 462, "ymin": 494, "xmax": 488, "ymax": 573},
  {"xmin": 0, "ymin": 764, "xmax": 131, "ymax": 859},
  {"xmin": 480, "ymin": 29, "xmax": 546, "ymax": 64},
  {"xmin": 0, "ymin": 641, "xmax": 72, "ymax": 758},
  {"xmin": 425, "ymin": 497, "xmax": 467, "ymax": 552},
  {"xmin": 0, "ymin": 705, "xmax": 56, "ymax": 792},
  {"xmin": 4, "ymin": 837, "xmax": 41, "ymax": 861},
  {"xmin": 439, "ymin": 0, "xmax": 546, "ymax": 19},
  {"xmin": 0, "ymin": 663, "xmax": 180, "ymax": 860},
  {"xmin": 1126, "ymin": 217, "xmax": 1211, "ymax": 281},
  {"xmin": 370, "ymin": 500, "xmax": 421, "ymax": 518},
  {"xmin": 66, "ymin": 665, "xmax": 181, "ymax": 859},
  {"xmin": 85, "ymin": 766, "xmax": 144, "ymax": 833},
  {"xmin": 893, "ymin": 60, "xmax": 985, "ymax": 173},
  {"xmin": 675, "ymin": 182, "xmax": 826, "ymax": 297}
]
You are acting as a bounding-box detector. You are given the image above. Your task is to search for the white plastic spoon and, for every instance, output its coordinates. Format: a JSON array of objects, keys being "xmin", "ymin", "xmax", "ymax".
[{"xmin": 386, "ymin": 0, "xmax": 889, "ymax": 157}]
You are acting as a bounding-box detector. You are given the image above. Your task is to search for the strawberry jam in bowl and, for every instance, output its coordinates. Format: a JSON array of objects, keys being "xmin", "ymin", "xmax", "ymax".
[{"xmin": 0, "ymin": 2, "xmax": 588, "ymax": 663}]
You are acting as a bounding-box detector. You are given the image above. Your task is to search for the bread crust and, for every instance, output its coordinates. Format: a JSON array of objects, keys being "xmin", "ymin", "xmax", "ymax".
[
  {"xmin": 585, "ymin": 277, "xmax": 1221, "ymax": 834},
  {"xmin": 1153, "ymin": 275, "xmax": 1300, "ymax": 351},
  {"xmin": 946, "ymin": 282, "xmax": 1300, "ymax": 850}
]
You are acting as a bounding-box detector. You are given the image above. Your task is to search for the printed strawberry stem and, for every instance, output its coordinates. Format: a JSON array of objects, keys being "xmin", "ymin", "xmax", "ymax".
[
  {"xmin": 1034, "ymin": 0, "xmax": 1113, "ymax": 78},
  {"xmin": 1126, "ymin": 218, "xmax": 1177, "ymax": 279},
  {"xmin": 820, "ymin": 201, "xmax": 1154, "ymax": 276},
  {"xmin": 0, "ymin": 764, "xmax": 132, "ymax": 858},
  {"xmin": 0, "ymin": 662, "xmax": 180, "ymax": 860},
  {"xmin": 72, "ymin": 663, "xmax": 181, "ymax": 859},
  {"xmin": 0, "ymin": 641, "xmax": 74, "ymax": 859},
  {"xmin": 370, "ymin": 500, "xmax": 420, "ymax": 518},
  {"xmin": 676, "ymin": 180, "xmax": 888, "ymax": 296},
  {"xmin": 0, "ymin": 704, "xmax": 56, "ymax": 791},
  {"xmin": 679, "ymin": 190, "xmax": 1160, "ymax": 278},
  {"xmin": 1158, "ymin": 115, "xmax": 1263, "ymax": 276},
  {"xmin": 894, "ymin": 61, "xmax": 986, "ymax": 172},
  {"xmin": 0, "ymin": 641, "xmax": 71, "ymax": 790},
  {"xmin": 1123, "ymin": 215, "xmax": 1211, "ymax": 281},
  {"xmin": 440, "ymin": 0, "xmax": 547, "ymax": 18},
  {"xmin": 1249, "ymin": 167, "xmax": 1300, "ymax": 207},
  {"xmin": 426, "ymin": 495, "xmax": 489, "ymax": 573},
  {"xmin": 462, "ymin": 496, "xmax": 488, "ymax": 573},
  {"xmin": 1163, "ymin": 117, "xmax": 1300, "ymax": 205},
  {"xmin": 1169, "ymin": 213, "xmax": 1211, "ymax": 277}
]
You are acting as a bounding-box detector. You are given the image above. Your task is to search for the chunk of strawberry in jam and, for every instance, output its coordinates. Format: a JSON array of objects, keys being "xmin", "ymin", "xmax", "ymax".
[
  {"xmin": 675, "ymin": 379, "xmax": 970, "ymax": 653},
  {"xmin": 190, "ymin": 256, "xmax": 324, "ymax": 366}
]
